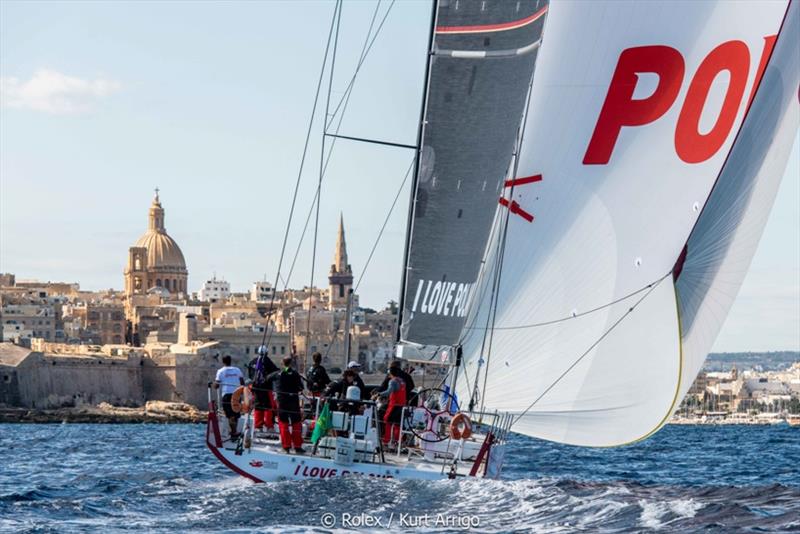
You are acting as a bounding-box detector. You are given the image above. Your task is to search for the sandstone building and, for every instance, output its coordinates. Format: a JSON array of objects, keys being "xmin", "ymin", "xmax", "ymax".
[{"xmin": 124, "ymin": 190, "xmax": 188, "ymax": 298}]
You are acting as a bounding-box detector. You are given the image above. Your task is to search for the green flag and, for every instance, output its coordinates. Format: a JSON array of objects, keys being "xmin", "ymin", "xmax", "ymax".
[{"xmin": 311, "ymin": 402, "xmax": 331, "ymax": 444}]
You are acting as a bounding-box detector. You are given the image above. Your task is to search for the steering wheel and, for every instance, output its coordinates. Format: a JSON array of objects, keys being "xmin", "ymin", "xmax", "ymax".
[{"xmin": 407, "ymin": 387, "xmax": 457, "ymax": 443}]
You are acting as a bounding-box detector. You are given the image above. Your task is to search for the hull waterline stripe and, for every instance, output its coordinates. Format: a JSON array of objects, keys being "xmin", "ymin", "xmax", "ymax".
[
  {"xmin": 206, "ymin": 440, "xmax": 264, "ymax": 483},
  {"xmin": 436, "ymin": 5, "xmax": 548, "ymax": 34}
]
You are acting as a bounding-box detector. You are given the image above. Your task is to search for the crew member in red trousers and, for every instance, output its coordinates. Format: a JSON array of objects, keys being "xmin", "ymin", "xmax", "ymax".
[
  {"xmin": 250, "ymin": 348, "xmax": 278, "ymax": 431},
  {"xmin": 373, "ymin": 366, "xmax": 407, "ymax": 446},
  {"xmin": 267, "ymin": 356, "xmax": 305, "ymax": 453}
]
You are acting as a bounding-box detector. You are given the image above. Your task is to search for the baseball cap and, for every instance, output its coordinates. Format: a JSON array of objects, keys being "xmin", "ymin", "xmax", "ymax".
[{"xmin": 347, "ymin": 361, "xmax": 362, "ymax": 369}]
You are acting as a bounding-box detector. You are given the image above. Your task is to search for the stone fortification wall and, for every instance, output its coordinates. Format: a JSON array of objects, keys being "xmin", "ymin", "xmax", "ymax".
[
  {"xmin": 12, "ymin": 352, "xmax": 144, "ymax": 409},
  {"xmin": 143, "ymin": 352, "xmax": 219, "ymax": 408},
  {"xmin": 1, "ymin": 341, "xmax": 240, "ymax": 410}
]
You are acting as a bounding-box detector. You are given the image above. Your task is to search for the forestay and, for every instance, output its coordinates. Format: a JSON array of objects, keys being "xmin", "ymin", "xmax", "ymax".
[
  {"xmin": 458, "ymin": 0, "xmax": 799, "ymax": 446},
  {"xmin": 399, "ymin": 0, "xmax": 549, "ymax": 348}
]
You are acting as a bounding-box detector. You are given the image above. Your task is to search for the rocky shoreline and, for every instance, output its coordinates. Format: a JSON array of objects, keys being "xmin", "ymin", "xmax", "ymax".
[{"xmin": 0, "ymin": 401, "xmax": 207, "ymax": 424}]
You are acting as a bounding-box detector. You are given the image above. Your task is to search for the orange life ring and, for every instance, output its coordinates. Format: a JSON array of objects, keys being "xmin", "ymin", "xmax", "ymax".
[
  {"xmin": 231, "ymin": 386, "xmax": 252, "ymax": 414},
  {"xmin": 449, "ymin": 412, "xmax": 472, "ymax": 440}
]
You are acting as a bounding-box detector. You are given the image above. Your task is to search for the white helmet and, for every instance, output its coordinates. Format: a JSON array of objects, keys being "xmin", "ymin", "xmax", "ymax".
[{"xmin": 346, "ymin": 385, "xmax": 361, "ymax": 401}]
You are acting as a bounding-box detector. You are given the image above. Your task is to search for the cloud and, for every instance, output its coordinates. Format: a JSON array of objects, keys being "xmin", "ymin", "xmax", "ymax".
[{"xmin": 0, "ymin": 69, "xmax": 121, "ymax": 114}]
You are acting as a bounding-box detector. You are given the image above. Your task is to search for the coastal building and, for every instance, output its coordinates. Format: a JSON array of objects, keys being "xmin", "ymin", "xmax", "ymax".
[
  {"xmin": 0, "ymin": 210, "xmax": 409, "ymax": 411},
  {"xmin": 0, "ymin": 315, "xmax": 222, "ymax": 409},
  {"xmin": 250, "ymin": 280, "xmax": 275, "ymax": 303},
  {"xmin": 0, "ymin": 303, "xmax": 57, "ymax": 343},
  {"xmin": 75, "ymin": 302, "xmax": 127, "ymax": 345},
  {"xmin": 124, "ymin": 190, "xmax": 188, "ymax": 298},
  {"xmin": 198, "ymin": 276, "xmax": 230, "ymax": 303}
]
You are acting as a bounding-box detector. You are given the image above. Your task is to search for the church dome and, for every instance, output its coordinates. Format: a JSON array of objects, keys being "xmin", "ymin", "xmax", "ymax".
[
  {"xmin": 134, "ymin": 191, "xmax": 187, "ymax": 272},
  {"xmin": 135, "ymin": 230, "xmax": 186, "ymax": 270}
]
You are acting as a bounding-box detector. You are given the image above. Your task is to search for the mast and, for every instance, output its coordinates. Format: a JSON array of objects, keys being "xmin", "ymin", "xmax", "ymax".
[
  {"xmin": 344, "ymin": 288, "xmax": 353, "ymax": 362},
  {"xmin": 396, "ymin": 0, "xmax": 439, "ymax": 343}
]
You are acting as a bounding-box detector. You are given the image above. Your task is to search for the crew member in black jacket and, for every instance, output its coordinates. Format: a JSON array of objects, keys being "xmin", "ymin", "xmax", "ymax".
[
  {"xmin": 267, "ymin": 356, "xmax": 305, "ymax": 453},
  {"xmin": 306, "ymin": 351, "xmax": 331, "ymax": 397}
]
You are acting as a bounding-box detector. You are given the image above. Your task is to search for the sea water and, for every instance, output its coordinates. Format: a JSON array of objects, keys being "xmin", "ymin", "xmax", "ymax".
[{"xmin": 1, "ymin": 423, "xmax": 798, "ymax": 532}]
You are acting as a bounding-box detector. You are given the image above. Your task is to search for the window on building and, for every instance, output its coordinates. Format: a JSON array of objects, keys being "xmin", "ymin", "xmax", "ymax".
[
  {"xmin": 280, "ymin": 346, "xmax": 286, "ymax": 355},
  {"xmin": 272, "ymin": 346, "xmax": 277, "ymax": 355},
  {"xmin": 245, "ymin": 347, "xmax": 250, "ymax": 354},
  {"xmin": 156, "ymin": 279, "xmax": 162, "ymax": 287},
  {"xmin": 339, "ymin": 285, "xmax": 344, "ymax": 298}
]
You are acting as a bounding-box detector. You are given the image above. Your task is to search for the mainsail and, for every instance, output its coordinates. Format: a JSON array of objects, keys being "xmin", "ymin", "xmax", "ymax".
[
  {"xmin": 398, "ymin": 0, "xmax": 549, "ymax": 348},
  {"xmin": 457, "ymin": 0, "xmax": 799, "ymax": 446}
]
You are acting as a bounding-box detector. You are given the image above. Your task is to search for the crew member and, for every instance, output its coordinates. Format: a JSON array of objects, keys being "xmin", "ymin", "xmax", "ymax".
[
  {"xmin": 324, "ymin": 369, "xmax": 358, "ymax": 400},
  {"xmin": 250, "ymin": 347, "xmax": 279, "ymax": 431},
  {"xmin": 268, "ymin": 356, "xmax": 305, "ymax": 454},
  {"xmin": 373, "ymin": 366, "xmax": 406, "ymax": 446},
  {"xmin": 306, "ymin": 352, "xmax": 331, "ymax": 398},
  {"xmin": 213, "ymin": 355, "xmax": 244, "ymax": 439},
  {"xmin": 346, "ymin": 361, "xmax": 367, "ymax": 399},
  {"xmin": 378, "ymin": 360, "xmax": 416, "ymax": 406}
]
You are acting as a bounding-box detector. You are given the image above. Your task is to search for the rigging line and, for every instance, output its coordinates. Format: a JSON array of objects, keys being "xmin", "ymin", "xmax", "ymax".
[
  {"xmin": 306, "ymin": 0, "xmax": 343, "ymax": 364},
  {"xmin": 354, "ymin": 157, "xmax": 415, "ymax": 292},
  {"xmin": 477, "ymin": 65, "xmax": 538, "ymax": 415},
  {"xmin": 321, "ymin": 154, "xmax": 413, "ymax": 362},
  {"xmin": 511, "ymin": 273, "xmax": 669, "ymax": 426},
  {"xmin": 258, "ymin": 1, "xmax": 339, "ymax": 354},
  {"xmin": 282, "ymin": 0, "xmax": 396, "ymax": 292},
  {"xmin": 470, "ymin": 209, "xmax": 508, "ymax": 410},
  {"xmin": 477, "ymin": 205, "xmax": 512, "ymax": 414},
  {"xmin": 457, "ymin": 213, "xmax": 503, "ymax": 347},
  {"xmin": 397, "ymin": 0, "xmax": 440, "ymax": 342},
  {"xmin": 467, "ymin": 276, "xmax": 665, "ymax": 331},
  {"xmin": 326, "ymin": 0, "xmax": 394, "ymax": 129}
]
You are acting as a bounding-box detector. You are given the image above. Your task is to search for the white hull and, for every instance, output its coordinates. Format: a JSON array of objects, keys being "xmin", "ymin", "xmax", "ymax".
[
  {"xmin": 204, "ymin": 386, "xmax": 514, "ymax": 483},
  {"xmin": 207, "ymin": 441, "xmax": 450, "ymax": 482}
]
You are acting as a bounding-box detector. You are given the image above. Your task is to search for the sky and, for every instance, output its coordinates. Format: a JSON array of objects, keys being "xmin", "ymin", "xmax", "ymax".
[{"xmin": 1, "ymin": 1, "xmax": 798, "ymax": 352}]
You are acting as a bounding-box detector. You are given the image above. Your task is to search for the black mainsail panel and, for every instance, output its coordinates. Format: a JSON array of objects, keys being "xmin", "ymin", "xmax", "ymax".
[{"xmin": 400, "ymin": 0, "xmax": 549, "ymax": 347}]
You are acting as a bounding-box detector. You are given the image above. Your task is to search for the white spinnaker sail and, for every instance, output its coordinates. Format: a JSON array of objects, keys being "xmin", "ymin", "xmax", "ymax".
[{"xmin": 457, "ymin": 0, "xmax": 799, "ymax": 446}]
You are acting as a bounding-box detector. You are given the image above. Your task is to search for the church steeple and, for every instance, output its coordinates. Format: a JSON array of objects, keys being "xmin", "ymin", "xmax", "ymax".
[
  {"xmin": 334, "ymin": 213, "xmax": 348, "ymax": 273},
  {"xmin": 149, "ymin": 187, "xmax": 165, "ymax": 232},
  {"xmin": 328, "ymin": 213, "xmax": 353, "ymax": 309}
]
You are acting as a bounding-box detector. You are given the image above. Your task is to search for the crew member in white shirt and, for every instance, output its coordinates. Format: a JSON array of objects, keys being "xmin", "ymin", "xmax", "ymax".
[{"xmin": 213, "ymin": 355, "xmax": 245, "ymax": 439}]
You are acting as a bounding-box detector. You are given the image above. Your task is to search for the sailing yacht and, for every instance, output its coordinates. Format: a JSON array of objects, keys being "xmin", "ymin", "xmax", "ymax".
[{"xmin": 206, "ymin": 0, "xmax": 800, "ymax": 482}]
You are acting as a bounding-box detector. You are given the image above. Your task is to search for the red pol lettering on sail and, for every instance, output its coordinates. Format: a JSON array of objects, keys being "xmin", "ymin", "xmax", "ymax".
[{"xmin": 583, "ymin": 35, "xmax": 777, "ymax": 165}]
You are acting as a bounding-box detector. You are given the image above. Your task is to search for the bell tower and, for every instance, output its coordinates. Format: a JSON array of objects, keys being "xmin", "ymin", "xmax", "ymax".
[
  {"xmin": 328, "ymin": 214, "xmax": 353, "ymax": 310},
  {"xmin": 125, "ymin": 247, "xmax": 149, "ymax": 296}
]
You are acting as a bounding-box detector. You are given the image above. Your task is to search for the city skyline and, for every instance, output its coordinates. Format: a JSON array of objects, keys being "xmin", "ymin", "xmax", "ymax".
[{"xmin": 1, "ymin": 1, "xmax": 798, "ymax": 352}]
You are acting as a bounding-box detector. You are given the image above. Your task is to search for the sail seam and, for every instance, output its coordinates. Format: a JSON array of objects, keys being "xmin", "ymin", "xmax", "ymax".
[
  {"xmin": 467, "ymin": 275, "xmax": 666, "ymax": 331},
  {"xmin": 510, "ymin": 271, "xmax": 671, "ymax": 427}
]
